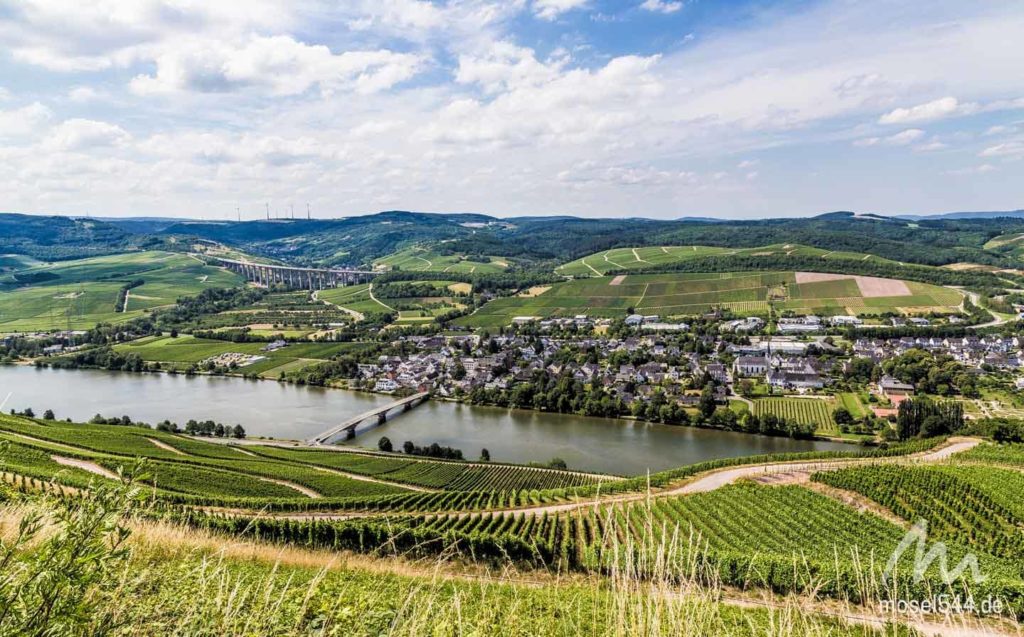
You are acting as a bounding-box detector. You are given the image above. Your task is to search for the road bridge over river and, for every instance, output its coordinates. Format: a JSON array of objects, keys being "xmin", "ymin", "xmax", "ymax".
[
  {"xmin": 308, "ymin": 392, "xmax": 431, "ymax": 444},
  {"xmin": 211, "ymin": 257, "xmax": 378, "ymax": 290}
]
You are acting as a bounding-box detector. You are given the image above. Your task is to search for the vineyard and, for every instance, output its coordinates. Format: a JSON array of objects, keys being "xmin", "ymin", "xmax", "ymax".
[
  {"xmin": 812, "ymin": 464, "xmax": 1024, "ymax": 560},
  {"xmin": 195, "ymin": 482, "xmax": 1024, "ymax": 608},
  {"xmin": 752, "ymin": 398, "xmax": 837, "ymax": 433},
  {"xmin": 0, "ymin": 415, "xmax": 614, "ymax": 504},
  {"xmin": 243, "ymin": 446, "xmax": 608, "ymax": 492},
  {"xmin": 959, "ymin": 441, "xmax": 1024, "ymax": 467}
]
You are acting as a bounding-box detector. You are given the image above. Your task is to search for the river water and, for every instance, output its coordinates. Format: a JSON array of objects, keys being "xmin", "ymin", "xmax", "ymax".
[{"xmin": 0, "ymin": 365, "xmax": 849, "ymax": 475}]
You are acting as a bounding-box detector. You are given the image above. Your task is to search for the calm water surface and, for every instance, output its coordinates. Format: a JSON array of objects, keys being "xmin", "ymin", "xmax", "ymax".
[{"xmin": 0, "ymin": 365, "xmax": 849, "ymax": 475}]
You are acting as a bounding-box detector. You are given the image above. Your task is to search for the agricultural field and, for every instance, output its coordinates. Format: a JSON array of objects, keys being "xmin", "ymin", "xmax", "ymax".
[
  {"xmin": 752, "ymin": 397, "xmax": 837, "ymax": 433},
  {"xmin": 0, "ymin": 250, "xmax": 243, "ymax": 332},
  {"xmin": 205, "ymin": 481, "xmax": 1024, "ymax": 607},
  {"xmin": 189, "ymin": 289, "xmax": 359, "ymax": 338},
  {"xmin": 243, "ymin": 445, "xmax": 611, "ymax": 491},
  {"xmin": 0, "ymin": 413, "xmax": 615, "ymax": 504},
  {"xmin": 556, "ymin": 244, "xmax": 897, "ymax": 277},
  {"xmin": 319, "ymin": 280, "xmax": 469, "ymax": 326},
  {"xmin": 112, "ymin": 334, "xmax": 368, "ymax": 376},
  {"xmin": 456, "ymin": 271, "xmax": 960, "ymax": 329},
  {"xmin": 374, "ymin": 247, "xmax": 509, "ymax": 274},
  {"xmin": 814, "ymin": 463, "xmax": 1024, "ymax": 560}
]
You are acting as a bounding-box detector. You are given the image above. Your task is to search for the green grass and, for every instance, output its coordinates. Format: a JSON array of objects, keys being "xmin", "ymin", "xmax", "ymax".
[
  {"xmin": 836, "ymin": 393, "xmax": 868, "ymax": 419},
  {"xmin": 753, "ymin": 397, "xmax": 837, "ymax": 433},
  {"xmin": 0, "ymin": 251, "xmax": 243, "ymax": 331}
]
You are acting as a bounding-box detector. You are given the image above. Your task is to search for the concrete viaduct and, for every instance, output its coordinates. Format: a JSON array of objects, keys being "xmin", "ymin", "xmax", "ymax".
[{"xmin": 212, "ymin": 257, "xmax": 378, "ymax": 290}]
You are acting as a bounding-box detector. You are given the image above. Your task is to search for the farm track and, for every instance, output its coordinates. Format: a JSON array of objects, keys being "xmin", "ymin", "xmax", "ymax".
[
  {"xmin": 147, "ymin": 438, "xmax": 186, "ymax": 456},
  {"xmin": 313, "ymin": 289, "xmax": 365, "ymax": 321},
  {"xmin": 51, "ymin": 455, "xmax": 119, "ymax": 480}
]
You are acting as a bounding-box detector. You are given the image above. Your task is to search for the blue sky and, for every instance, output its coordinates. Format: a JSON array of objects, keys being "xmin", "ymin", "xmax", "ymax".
[{"xmin": 0, "ymin": 0, "xmax": 1021, "ymax": 220}]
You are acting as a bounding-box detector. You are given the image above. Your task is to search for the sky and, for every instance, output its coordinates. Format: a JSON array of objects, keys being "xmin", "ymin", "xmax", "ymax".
[{"xmin": 0, "ymin": 0, "xmax": 1022, "ymax": 221}]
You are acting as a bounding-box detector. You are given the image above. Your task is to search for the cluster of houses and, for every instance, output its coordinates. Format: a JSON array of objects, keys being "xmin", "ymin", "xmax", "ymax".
[
  {"xmin": 732, "ymin": 354, "xmax": 832, "ymax": 389},
  {"xmin": 853, "ymin": 335, "xmax": 1024, "ymax": 369}
]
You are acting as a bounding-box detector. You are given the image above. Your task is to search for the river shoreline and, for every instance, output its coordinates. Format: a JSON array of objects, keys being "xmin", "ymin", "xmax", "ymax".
[
  {"xmin": 26, "ymin": 360, "xmax": 860, "ymax": 447},
  {"xmin": 0, "ymin": 364, "xmax": 852, "ymax": 474}
]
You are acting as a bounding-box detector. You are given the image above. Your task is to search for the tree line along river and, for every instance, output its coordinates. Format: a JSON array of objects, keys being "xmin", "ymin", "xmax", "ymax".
[{"xmin": 0, "ymin": 365, "xmax": 849, "ymax": 475}]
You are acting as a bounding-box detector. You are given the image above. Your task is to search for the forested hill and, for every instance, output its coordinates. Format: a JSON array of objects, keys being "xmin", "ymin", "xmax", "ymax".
[
  {"xmin": 0, "ymin": 214, "xmax": 146, "ymax": 260},
  {"xmin": 3, "ymin": 210, "xmax": 1024, "ymax": 269}
]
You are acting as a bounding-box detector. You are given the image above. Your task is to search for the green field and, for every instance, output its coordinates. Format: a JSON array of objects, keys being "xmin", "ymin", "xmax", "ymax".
[
  {"xmin": 112, "ymin": 334, "xmax": 369, "ymax": 376},
  {"xmin": 456, "ymin": 271, "xmax": 960, "ymax": 328},
  {"xmin": 556, "ymin": 244, "xmax": 897, "ymax": 277},
  {"xmin": 374, "ymin": 247, "xmax": 509, "ymax": 274},
  {"xmin": 0, "ymin": 251, "xmax": 243, "ymax": 332},
  {"xmin": 752, "ymin": 397, "xmax": 837, "ymax": 433}
]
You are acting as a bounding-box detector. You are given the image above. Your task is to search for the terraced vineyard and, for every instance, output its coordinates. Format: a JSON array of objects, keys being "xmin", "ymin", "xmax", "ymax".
[
  {"xmin": 752, "ymin": 397, "xmax": 837, "ymax": 433},
  {"xmin": 958, "ymin": 441, "xmax": 1024, "ymax": 467}
]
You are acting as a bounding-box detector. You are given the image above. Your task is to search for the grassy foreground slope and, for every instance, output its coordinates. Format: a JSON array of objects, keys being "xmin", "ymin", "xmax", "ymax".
[
  {"xmin": 374, "ymin": 246, "xmax": 509, "ymax": 273},
  {"xmin": 0, "ymin": 250, "xmax": 243, "ymax": 331},
  {"xmin": 0, "ymin": 493, "xmax": 914, "ymax": 637},
  {"xmin": 457, "ymin": 271, "xmax": 962, "ymax": 328}
]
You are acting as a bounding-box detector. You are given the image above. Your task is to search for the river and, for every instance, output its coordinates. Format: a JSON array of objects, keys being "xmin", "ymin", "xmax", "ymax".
[{"xmin": 0, "ymin": 365, "xmax": 850, "ymax": 475}]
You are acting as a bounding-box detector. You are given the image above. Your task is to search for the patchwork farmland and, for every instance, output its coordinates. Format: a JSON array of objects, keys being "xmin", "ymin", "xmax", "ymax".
[
  {"xmin": 456, "ymin": 271, "xmax": 962, "ymax": 328},
  {"xmin": 0, "ymin": 251, "xmax": 243, "ymax": 331},
  {"xmin": 556, "ymin": 244, "xmax": 897, "ymax": 277}
]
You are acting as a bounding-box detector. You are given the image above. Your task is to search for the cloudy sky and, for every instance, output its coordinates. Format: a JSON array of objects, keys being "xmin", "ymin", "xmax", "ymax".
[{"xmin": 0, "ymin": 0, "xmax": 1022, "ymax": 220}]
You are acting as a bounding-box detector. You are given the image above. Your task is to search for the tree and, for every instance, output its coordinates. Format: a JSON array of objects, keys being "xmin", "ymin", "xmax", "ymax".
[
  {"xmin": 547, "ymin": 457, "xmax": 568, "ymax": 470},
  {"xmin": 402, "ymin": 440, "xmax": 415, "ymax": 454},
  {"xmin": 738, "ymin": 379, "xmax": 754, "ymax": 398},
  {"xmin": 832, "ymin": 407, "xmax": 854, "ymax": 426},
  {"xmin": 480, "ymin": 448, "xmax": 490, "ymax": 462},
  {"xmin": 22, "ymin": 407, "xmax": 34, "ymax": 418},
  {"xmin": 42, "ymin": 409, "xmax": 55, "ymax": 421},
  {"xmin": 231, "ymin": 424, "xmax": 246, "ymax": 439},
  {"xmin": 378, "ymin": 436, "xmax": 393, "ymax": 453},
  {"xmin": 698, "ymin": 383, "xmax": 716, "ymax": 418},
  {"xmin": 169, "ymin": 328, "xmax": 178, "ymax": 338}
]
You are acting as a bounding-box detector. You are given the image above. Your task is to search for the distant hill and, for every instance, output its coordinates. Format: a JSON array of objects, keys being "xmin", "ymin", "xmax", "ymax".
[
  {"xmin": 4, "ymin": 207, "xmax": 1024, "ymax": 269},
  {"xmin": 0, "ymin": 213, "xmax": 143, "ymax": 261},
  {"xmin": 897, "ymin": 210, "xmax": 1024, "ymax": 221}
]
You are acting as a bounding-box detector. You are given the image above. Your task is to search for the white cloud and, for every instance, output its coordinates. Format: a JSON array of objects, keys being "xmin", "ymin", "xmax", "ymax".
[
  {"xmin": 854, "ymin": 128, "xmax": 924, "ymax": 147},
  {"xmin": 946, "ymin": 164, "xmax": 996, "ymax": 175},
  {"xmin": 640, "ymin": 0, "xmax": 684, "ymax": 14},
  {"xmin": 879, "ymin": 95, "xmax": 1024, "ymax": 124},
  {"xmin": 879, "ymin": 97, "xmax": 963, "ymax": 124},
  {"xmin": 67, "ymin": 86, "xmax": 102, "ymax": 102},
  {"xmin": 979, "ymin": 140, "xmax": 1024, "ymax": 159},
  {"xmin": 43, "ymin": 118, "xmax": 130, "ymax": 151},
  {"xmin": 130, "ymin": 35, "xmax": 425, "ymax": 96},
  {"xmin": 737, "ymin": 159, "xmax": 759, "ymax": 169},
  {"xmin": 0, "ymin": 103, "xmax": 53, "ymax": 139},
  {"xmin": 533, "ymin": 0, "xmax": 589, "ymax": 21}
]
